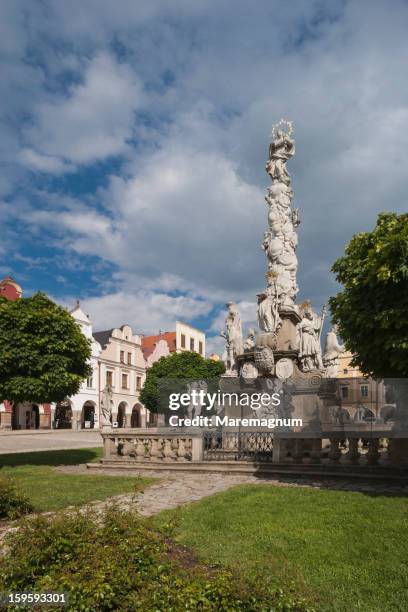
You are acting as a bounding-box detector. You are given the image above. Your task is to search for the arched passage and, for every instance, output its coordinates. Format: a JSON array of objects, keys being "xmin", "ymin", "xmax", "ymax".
[
  {"xmin": 117, "ymin": 402, "xmax": 128, "ymax": 428},
  {"xmin": 54, "ymin": 400, "xmax": 73, "ymax": 429},
  {"xmin": 82, "ymin": 401, "xmax": 96, "ymax": 429},
  {"xmin": 131, "ymin": 403, "xmax": 143, "ymax": 428},
  {"xmin": 12, "ymin": 403, "xmax": 40, "ymax": 430}
]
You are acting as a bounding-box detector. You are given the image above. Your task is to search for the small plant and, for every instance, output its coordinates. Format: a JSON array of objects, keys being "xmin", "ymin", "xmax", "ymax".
[{"xmin": 0, "ymin": 475, "xmax": 33, "ymax": 520}]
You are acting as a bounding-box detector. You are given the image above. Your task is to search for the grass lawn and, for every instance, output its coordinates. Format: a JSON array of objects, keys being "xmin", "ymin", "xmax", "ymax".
[
  {"xmin": 0, "ymin": 448, "xmax": 155, "ymax": 512},
  {"xmin": 154, "ymin": 484, "xmax": 408, "ymax": 611}
]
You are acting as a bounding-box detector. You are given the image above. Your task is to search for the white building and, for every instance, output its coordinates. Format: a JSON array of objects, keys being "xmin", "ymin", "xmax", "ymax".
[
  {"xmin": 53, "ymin": 302, "xmax": 101, "ymax": 429},
  {"xmin": 175, "ymin": 321, "xmax": 206, "ymax": 356},
  {"xmin": 141, "ymin": 321, "xmax": 206, "ymax": 367},
  {"xmin": 94, "ymin": 325, "xmax": 148, "ymax": 427}
]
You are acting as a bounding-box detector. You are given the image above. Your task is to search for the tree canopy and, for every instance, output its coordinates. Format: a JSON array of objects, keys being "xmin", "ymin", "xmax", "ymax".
[
  {"xmin": 329, "ymin": 212, "xmax": 408, "ymax": 378},
  {"xmin": 140, "ymin": 350, "xmax": 225, "ymax": 414},
  {"xmin": 0, "ymin": 292, "xmax": 92, "ymax": 404}
]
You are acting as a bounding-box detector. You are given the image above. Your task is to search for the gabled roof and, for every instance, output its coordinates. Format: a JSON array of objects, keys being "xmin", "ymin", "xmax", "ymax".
[
  {"xmin": 93, "ymin": 329, "xmax": 114, "ymax": 349},
  {"xmin": 141, "ymin": 331, "xmax": 176, "ymax": 360}
]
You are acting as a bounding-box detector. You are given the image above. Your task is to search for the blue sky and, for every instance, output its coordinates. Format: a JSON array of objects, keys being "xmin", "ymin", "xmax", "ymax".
[{"xmin": 1, "ymin": 0, "xmax": 408, "ymax": 354}]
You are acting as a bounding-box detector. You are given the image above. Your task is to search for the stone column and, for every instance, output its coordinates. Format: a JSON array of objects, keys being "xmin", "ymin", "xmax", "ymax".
[
  {"xmin": 309, "ymin": 438, "xmax": 322, "ymax": 464},
  {"xmin": 272, "ymin": 437, "xmax": 287, "ymax": 463},
  {"xmin": 191, "ymin": 435, "xmax": 204, "ymax": 462}
]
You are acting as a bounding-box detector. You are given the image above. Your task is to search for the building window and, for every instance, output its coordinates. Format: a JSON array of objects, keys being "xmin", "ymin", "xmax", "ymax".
[
  {"xmin": 122, "ymin": 373, "xmax": 129, "ymax": 389},
  {"xmin": 87, "ymin": 374, "xmax": 93, "ymax": 388},
  {"xmin": 341, "ymin": 386, "xmax": 349, "ymax": 399},
  {"xmin": 199, "ymin": 341, "xmax": 203, "ymax": 355},
  {"xmin": 190, "ymin": 337, "xmax": 195, "ymax": 351},
  {"xmin": 120, "ymin": 350, "xmax": 125, "ymax": 363},
  {"xmin": 136, "ymin": 376, "xmax": 142, "ymax": 391},
  {"xmin": 181, "ymin": 334, "xmax": 186, "ymax": 348},
  {"xmin": 127, "ymin": 352, "xmax": 132, "ymax": 365},
  {"xmin": 106, "ymin": 371, "xmax": 113, "ymax": 387},
  {"xmin": 361, "ymin": 384, "xmax": 369, "ymax": 398},
  {"xmin": 343, "ymin": 369, "xmax": 348, "ymax": 375}
]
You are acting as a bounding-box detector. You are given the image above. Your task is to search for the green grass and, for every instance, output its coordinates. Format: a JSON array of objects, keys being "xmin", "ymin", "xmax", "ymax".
[
  {"xmin": 0, "ymin": 448, "xmax": 155, "ymax": 513},
  {"xmin": 154, "ymin": 484, "xmax": 408, "ymax": 612}
]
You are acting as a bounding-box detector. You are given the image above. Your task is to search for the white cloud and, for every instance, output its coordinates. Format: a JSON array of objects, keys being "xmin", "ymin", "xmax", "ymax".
[
  {"xmin": 24, "ymin": 52, "xmax": 143, "ymax": 165},
  {"xmin": 66, "ymin": 290, "xmax": 212, "ymax": 335},
  {"xmin": 18, "ymin": 148, "xmax": 74, "ymax": 173}
]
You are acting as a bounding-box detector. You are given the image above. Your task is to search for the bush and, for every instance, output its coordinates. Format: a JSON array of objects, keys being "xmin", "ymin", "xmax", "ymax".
[
  {"xmin": 0, "ymin": 475, "xmax": 33, "ymax": 520},
  {"xmin": 0, "ymin": 505, "xmax": 310, "ymax": 611}
]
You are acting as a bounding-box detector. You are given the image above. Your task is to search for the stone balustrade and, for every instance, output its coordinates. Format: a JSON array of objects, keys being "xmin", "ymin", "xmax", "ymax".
[
  {"xmin": 100, "ymin": 427, "xmax": 408, "ymax": 470},
  {"xmin": 101, "ymin": 428, "xmax": 203, "ymax": 463}
]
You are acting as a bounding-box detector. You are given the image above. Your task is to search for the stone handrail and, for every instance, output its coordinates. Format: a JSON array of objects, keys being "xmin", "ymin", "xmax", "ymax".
[
  {"xmin": 100, "ymin": 427, "xmax": 408, "ymax": 468},
  {"xmin": 101, "ymin": 427, "xmax": 204, "ymax": 462}
]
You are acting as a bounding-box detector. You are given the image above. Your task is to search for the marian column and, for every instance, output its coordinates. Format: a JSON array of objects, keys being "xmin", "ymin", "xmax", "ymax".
[
  {"xmin": 255, "ymin": 120, "xmax": 325, "ymax": 377},
  {"xmin": 221, "ymin": 120, "xmax": 325, "ymax": 379},
  {"xmin": 255, "ymin": 120, "xmax": 301, "ymax": 373}
]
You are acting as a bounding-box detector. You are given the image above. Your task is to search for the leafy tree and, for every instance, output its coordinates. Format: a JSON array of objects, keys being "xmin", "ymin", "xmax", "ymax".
[
  {"xmin": 0, "ymin": 292, "xmax": 92, "ymax": 404},
  {"xmin": 140, "ymin": 351, "xmax": 225, "ymax": 414},
  {"xmin": 329, "ymin": 212, "xmax": 408, "ymax": 378}
]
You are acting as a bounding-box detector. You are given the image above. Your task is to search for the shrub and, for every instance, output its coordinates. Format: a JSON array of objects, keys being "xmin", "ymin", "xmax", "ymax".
[
  {"xmin": 0, "ymin": 505, "xmax": 310, "ymax": 611},
  {"xmin": 0, "ymin": 475, "xmax": 33, "ymax": 520}
]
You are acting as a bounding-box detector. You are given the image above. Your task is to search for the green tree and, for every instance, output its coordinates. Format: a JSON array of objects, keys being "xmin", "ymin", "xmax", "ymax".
[
  {"xmin": 329, "ymin": 212, "xmax": 408, "ymax": 378},
  {"xmin": 140, "ymin": 351, "xmax": 225, "ymax": 414},
  {"xmin": 0, "ymin": 292, "xmax": 92, "ymax": 404}
]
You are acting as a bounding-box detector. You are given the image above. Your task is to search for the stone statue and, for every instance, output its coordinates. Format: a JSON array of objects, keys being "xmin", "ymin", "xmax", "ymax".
[
  {"xmin": 101, "ymin": 384, "xmax": 113, "ymax": 426},
  {"xmin": 186, "ymin": 380, "xmax": 208, "ymax": 418},
  {"xmin": 266, "ymin": 124, "xmax": 295, "ymax": 185},
  {"xmin": 257, "ymin": 283, "xmax": 281, "ymax": 333},
  {"xmin": 243, "ymin": 328, "xmax": 257, "ymax": 351},
  {"xmin": 220, "ymin": 302, "xmax": 243, "ymax": 375},
  {"xmin": 323, "ymin": 325, "xmax": 345, "ymax": 377},
  {"xmin": 297, "ymin": 304, "xmax": 325, "ymax": 372}
]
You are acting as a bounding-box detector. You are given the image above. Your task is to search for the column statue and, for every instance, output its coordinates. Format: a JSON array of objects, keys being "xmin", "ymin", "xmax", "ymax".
[
  {"xmin": 323, "ymin": 325, "xmax": 345, "ymax": 377},
  {"xmin": 100, "ymin": 384, "xmax": 113, "ymax": 426},
  {"xmin": 220, "ymin": 302, "xmax": 243, "ymax": 375},
  {"xmin": 297, "ymin": 304, "xmax": 325, "ymax": 372}
]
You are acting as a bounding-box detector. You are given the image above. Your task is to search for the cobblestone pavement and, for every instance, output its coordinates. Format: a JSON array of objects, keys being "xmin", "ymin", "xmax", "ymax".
[
  {"xmin": 0, "ymin": 430, "xmax": 102, "ymax": 454},
  {"xmin": 55, "ymin": 466, "xmax": 408, "ymax": 516}
]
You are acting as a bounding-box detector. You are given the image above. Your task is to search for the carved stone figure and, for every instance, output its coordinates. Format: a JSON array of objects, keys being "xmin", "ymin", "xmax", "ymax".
[
  {"xmin": 240, "ymin": 361, "xmax": 259, "ymax": 379},
  {"xmin": 323, "ymin": 325, "xmax": 345, "ymax": 377},
  {"xmin": 220, "ymin": 302, "xmax": 243, "ymax": 375},
  {"xmin": 266, "ymin": 126, "xmax": 295, "ymax": 184},
  {"xmin": 101, "ymin": 384, "xmax": 113, "ymax": 426},
  {"xmin": 243, "ymin": 328, "xmax": 257, "ymax": 351},
  {"xmin": 186, "ymin": 380, "xmax": 208, "ymax": 418},
  {"xmin": 297, "ymin": 305, "xmax": 325, "ymax": 372},
  {"xmin": 254, "ymin": 346, "xmax": 275, "ymax": 375},
  {"xmin": 257, "ymin": 284, "xmax": 281, "ymax": 333}
]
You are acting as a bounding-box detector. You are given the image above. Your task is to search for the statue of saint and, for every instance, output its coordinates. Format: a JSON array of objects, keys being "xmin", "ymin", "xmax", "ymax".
[
  {"xmin": 297, "ymin": 306, "xmax": 325, "ymax": 371},
  {"xmin": 220, "ymin": 302, "xmax": 243, "ymax": 374},
  {"xmin": 257, "ymin": 284, "xmax": 281, "ymax": 333},
  {"xmin": 243, "ymin": 328, "xmax": 257, "ymax": 351},
  {"xmin": 323, "ymin": 325, "xmax": 345, "ymax": 377},
  {"xmin": 266, "ymin": 129, "xmax": 295, "ymax": 185},
  {"xmin": 101, "ymin": 384, "xmax": 113, "ymax": 426}
]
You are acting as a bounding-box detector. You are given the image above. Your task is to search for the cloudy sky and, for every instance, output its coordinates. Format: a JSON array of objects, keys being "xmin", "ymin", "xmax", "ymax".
[{"xmin": 1, "ymin": 0, "xmax": 408, "ymax": 354}]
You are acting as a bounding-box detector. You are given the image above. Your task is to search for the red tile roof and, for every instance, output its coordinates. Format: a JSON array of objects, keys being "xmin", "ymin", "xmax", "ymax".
[
  {"xmin": 0, "ymin": 276, "xmax": 22, "ymax": 301},
  {"xmin": 141, "ymin": 332, "xmax": 176, "ymax": 360}
]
